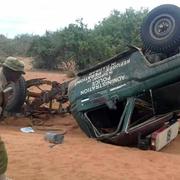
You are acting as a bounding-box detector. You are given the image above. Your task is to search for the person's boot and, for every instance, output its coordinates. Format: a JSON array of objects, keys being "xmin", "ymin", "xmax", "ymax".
[
  {"xmin": 0, "ymin": 174, "xmax": 11, "ymax": 180},
  {"xmin": 0, "ymin": 174, "xmax": 6, "ymax": 180}
]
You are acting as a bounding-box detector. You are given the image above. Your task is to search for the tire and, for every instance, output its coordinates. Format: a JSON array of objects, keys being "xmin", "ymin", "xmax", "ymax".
[
  {"xmin": 5, "ymin": 76, "xmax": 26, "ymax": 113},
  {"xmin": 141, "ymin": 4, "xmax": 180, "ymax": 53}
]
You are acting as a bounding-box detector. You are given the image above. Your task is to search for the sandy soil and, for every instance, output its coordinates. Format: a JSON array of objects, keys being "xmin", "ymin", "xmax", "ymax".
[{"xmin": 1, "ymin": 69, "xmax": 180, "ymax": 180}]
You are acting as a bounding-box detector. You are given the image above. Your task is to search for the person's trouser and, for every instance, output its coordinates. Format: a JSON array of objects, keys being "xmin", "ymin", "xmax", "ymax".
[{"xmin": 0, "ymin": 137, "xmax": 8, "ymax": 176}]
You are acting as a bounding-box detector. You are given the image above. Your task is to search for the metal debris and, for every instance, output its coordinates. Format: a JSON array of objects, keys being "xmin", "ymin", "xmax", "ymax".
[{"xmin": 23, "ymin": 78, "xmax": 71, "ymax": 118}]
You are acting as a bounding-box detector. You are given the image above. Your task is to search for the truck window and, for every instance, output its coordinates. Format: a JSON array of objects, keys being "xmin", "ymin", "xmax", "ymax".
[{"xmin": 129, "ymin": 98, "xmax": 154, "ymax": 128}]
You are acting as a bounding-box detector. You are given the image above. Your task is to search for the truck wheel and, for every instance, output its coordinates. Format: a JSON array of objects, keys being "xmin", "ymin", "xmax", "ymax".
[
  {"xmin": 141, "ymin": 4, "xmax": 180, "ymax": 53},
  {"xmin": 5, "ymin": 76, "xmax": 26, "ymax": 113}
]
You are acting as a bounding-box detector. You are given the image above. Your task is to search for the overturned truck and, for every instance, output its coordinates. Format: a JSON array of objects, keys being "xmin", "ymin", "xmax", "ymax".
[
  {"xmin": 68, "ymin": 4, "xmax": 180, "ymax": 149},
  {"xmin": 4, "ymin": 4, "xmax": 180, "ymax": 150}
]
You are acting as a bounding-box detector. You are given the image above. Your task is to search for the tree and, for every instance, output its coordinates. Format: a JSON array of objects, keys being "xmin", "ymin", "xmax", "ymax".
[
  {"xmin": 26, "ymin": 8, "xmax": 149, "ymax": 70},
  {"xmin": 13, "ymin": 34, "xmax": 36, "ymax": 56},
  {"xmin": 28, "ymin": 32, "xmax": 59, "ymax": 69}
]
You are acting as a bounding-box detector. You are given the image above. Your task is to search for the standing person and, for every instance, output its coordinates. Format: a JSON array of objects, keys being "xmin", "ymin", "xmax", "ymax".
[{"xmin": 0, "ymin": 57, "xmax": 25, "ymax": 180}]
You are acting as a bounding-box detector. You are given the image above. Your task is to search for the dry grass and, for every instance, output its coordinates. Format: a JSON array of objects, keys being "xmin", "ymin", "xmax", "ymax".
[
  {"xmin": 17, "ymin": 56, "xmax": 33, "ymax": 71},
  {"xmin": 61, "ymin": 60, "xmax": 76, "ymax": 78}
]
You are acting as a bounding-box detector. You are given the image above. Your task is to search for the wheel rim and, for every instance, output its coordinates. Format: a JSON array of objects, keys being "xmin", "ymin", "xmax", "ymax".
[{"xmin": 149, "ymin": 14, "xmax": 175, "ymax": 40}]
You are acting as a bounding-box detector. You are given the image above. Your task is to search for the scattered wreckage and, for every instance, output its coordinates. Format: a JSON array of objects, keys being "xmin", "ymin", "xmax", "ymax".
[
  {"xmin": 5, "ymin": 77, "xmax": 70, "ymax": 118},
  {"xmin": 4, "ymin": 4, "xmax": 180, "ymax": 150}
]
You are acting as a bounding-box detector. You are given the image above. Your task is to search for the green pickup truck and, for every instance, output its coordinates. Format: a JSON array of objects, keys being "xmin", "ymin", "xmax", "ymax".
[{"xmin": 68, "ymin": 4, "xmax": 180, "ymax": 147}]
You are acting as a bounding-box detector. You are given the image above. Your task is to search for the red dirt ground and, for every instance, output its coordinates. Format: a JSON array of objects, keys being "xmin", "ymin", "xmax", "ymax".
[{"xmin": 1, "ymin": 68, "xmax": 180, "ymax": 180}]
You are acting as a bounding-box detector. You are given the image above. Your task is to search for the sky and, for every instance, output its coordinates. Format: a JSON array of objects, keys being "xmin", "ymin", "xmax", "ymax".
[{"xmin": 0, "ymin": 0, "xmax": 180, "ymax": 38}]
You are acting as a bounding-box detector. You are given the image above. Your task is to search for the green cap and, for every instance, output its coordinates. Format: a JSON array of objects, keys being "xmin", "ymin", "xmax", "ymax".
[{"xmin": 3, "ymin": 57, "xmax": 25, "ymax": 74}]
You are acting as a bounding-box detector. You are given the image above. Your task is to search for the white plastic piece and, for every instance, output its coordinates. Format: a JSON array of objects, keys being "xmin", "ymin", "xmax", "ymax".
[
  {"xmin": 20, "ymin": 127, "xmax": 35, "ymax": 133},
  {"xmin": 151, "ymin": 121, "xmax": 179, "ymax": 151}
]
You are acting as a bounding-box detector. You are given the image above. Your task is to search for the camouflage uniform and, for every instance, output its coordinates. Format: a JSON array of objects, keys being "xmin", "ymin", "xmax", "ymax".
[
  {"xmin": 0, "ymin": 68, "xmax": 8, "ymax": 179},
  {"xmin": 0, "ymin": 57, "xmax": 25, "ymax": 180},
  {"xmin": 0, "ymin": 137, "xmax": 8, "ymax": 178}
]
